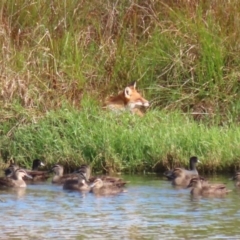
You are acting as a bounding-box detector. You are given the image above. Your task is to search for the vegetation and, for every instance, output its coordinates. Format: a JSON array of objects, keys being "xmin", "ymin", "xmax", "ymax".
[
  {"xmin": 0, "ymin": 0, "xmax": 240, "ymax": 172},
  {"xmin": 1, "ymin": 102, "xmax": 240, "ymax": 173}
]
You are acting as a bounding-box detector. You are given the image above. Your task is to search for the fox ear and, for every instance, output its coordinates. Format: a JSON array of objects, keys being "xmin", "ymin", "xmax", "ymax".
[
  {"xmin": 133, "ymin": 81, "xmax": 136, "ymax": 89},
  {"xmin": 129, "ymin": 81, "xmax": 136, "ymax": 89},
  {"xmin": 124, "ymin": 87, "xmax": 132, "ymax": 99}
]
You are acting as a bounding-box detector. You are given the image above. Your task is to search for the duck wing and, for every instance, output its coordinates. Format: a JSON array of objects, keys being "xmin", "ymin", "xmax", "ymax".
[{"xmin": 0, "ymin": 177, "xmax": 16, "ymax": 188}]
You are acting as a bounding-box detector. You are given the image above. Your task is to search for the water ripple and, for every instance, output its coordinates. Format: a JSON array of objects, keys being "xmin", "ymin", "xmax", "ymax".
[{"xmin": 0, "ymin": 175, "xmax": 239, "ymax": 239}]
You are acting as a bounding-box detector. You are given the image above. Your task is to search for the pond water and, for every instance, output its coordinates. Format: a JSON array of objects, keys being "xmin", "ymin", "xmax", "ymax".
[{"xmin": 0, "ymin": 174, "xmax": 240, "ymax": 239}]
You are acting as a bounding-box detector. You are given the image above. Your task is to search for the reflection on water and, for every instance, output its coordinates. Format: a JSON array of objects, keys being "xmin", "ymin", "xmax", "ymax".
[
  {"xmin": 0, "ymin": 174, "xmax": 240, "ymax": 239},
  {"xmin": 1, "ymin": 187, "xmax": 27, "ymax": 200}
]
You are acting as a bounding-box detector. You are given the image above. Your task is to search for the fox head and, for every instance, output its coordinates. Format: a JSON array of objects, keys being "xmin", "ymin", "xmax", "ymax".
[
  {"xmin": 123, "ymin": 82, "xmax": 149, "ymax": 109},
  {"xmin": 104, "ymin": 81, "xmax": 150, "ymax": 116}
]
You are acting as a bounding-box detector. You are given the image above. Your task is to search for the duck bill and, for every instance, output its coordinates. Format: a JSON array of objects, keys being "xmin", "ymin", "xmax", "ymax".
[
  {"xmin": 25, "ymin": 173, "xmax": 33, "ymax": 179},
  {"xmin": 90, "ymin": 182, "xmax": 97, "ymax": 188}
]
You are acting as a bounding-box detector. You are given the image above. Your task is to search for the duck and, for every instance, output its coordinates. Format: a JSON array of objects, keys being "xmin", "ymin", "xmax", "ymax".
[
  {"xmin": 90, "ymin": 178, "xmax": 127, "ymax": 196},
  {"xmin": 74, "ymin": 164, "xmax": 91, "ymax": 181},
  {"xmin": 164, "ymin": 156, "xmax": 200, "ymax": 187},
  {"xmin": 187, "ymin": 177, "xmax": 231, "ymax": 197},
  {"xmin": 24, "ymin": 159, "xmax": 50, "ymax": 181},
  {"xmin": 61, "ymin": 164, "xmax": 127, "ymax": 191},
  {"xmin": 164, "ymin": 156, "xmax": 200, "ymax": 181},
  {"xmin": 0, "ymin": 168, "xmax": 32, "ymax": 188},
  {"xmin": 4, "ymin": 164, "xmax": 19, "ymax": 178},
  {"xmin": 29, "ymin": 159, "xmax": 45, "ymax": 171},
  {"xmin": 74, "ymin": 165, "xmax": 128, "ymax": 186},
  {"xmin": 5, "ymin": 159, "xmax": 49, "ymax": 182},
  {"xmin": 171, "ymin": 168, "xmax": 194, "ymax": 187},
  {"xmin": 63, "ymin": 172, "xmax": 90, "ymax": 191},
  {"xmin": 89, "ymin": 175, "xmax": 128, "ymax": 187},
  {"xmin": 74, "ymin": 165, "xmax": 128, "ymax": 190},
  {"xmin": 230, "ymin": 172, "xmax": 240, "ymax": 187},
  {"xmin": 51, "ymin": 164, "xmax": 80, "ymax": 184}
]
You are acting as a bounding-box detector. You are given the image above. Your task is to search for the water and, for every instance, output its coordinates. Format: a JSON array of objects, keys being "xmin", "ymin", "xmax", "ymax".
[{"xmin": 0, "ymin": 174, "xmax": 240, "ymax": 239}]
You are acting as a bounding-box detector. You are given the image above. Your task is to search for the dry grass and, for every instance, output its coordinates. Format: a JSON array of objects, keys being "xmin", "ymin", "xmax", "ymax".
[{"xmin": 0, "ymin": 1, "xmax": 239, "ymax": 122}]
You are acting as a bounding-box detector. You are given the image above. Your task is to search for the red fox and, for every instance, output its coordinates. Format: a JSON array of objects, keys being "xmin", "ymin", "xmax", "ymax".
[{"xmin": 103, "ymin": 82, "xmax": 149, "ymax": 116}]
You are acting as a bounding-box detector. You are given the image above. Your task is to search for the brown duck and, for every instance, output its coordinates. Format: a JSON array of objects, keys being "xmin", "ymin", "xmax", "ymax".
[
  {"xmin": 187, "ymin": 177, "xmax": 231, "ymax": 197},
  {"xmin": 63, "ymin": 173, "xmax": 90, "ymax": 191},
  {"xmin": 90, "ymin": 178, "xmax": 127, "ymax": 196},
  {"xmin": 164, "ymin": 156, "xmax": 199, "ymax": 180},
  {"xmin": 5, "ymin": 159, "xmax": 49, "ymax": 182},
  {"xmin": 73, "ymin": 164, "xmax": 91, "ymax": 181},
  {"xmin": 0, "ymin": 168, "xmax": 32, "ymax": 188},
  {"xmin": 74, "ymin": 164, "xmax": 127, "ymax": 187},
  {"xmin": 168, "ymin": 156, "xmax": 200, "ymax": 187},
  {"xmin": 4, "ymin": 164, "xmax": 19, "ymax": 178},
  {"xmin": 25, "ymin": 159, "xmax": 50, "ymax": 181},
  {"xmin": 230, "ymin": 172, "xmax": 240, "ymax": 187},
  {"xmin": 51, "ymin": 164, "xmax": 86, "ymax": 184}
]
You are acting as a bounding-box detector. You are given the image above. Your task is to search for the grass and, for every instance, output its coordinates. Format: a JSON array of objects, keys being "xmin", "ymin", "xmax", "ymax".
[
  {"xmin": 1, "ymin": 99, "xmax": 240, "ymax": 173},
  {"xmin": 1, "ymin": 0, "xmax": 240, "ymax": 172}
]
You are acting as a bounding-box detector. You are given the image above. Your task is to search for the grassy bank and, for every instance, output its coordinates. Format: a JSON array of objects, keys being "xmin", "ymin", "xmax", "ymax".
[
  {"xmin": 1, "ymin": 1, "xmax": 240, "ymax": 172},
  {"xmin": 1, "ymin": 101, "xmax": 240, "ymax": 173},
  {"xmin": 0, "ymin": 0, "xmax": 240, "ymax": 122}
]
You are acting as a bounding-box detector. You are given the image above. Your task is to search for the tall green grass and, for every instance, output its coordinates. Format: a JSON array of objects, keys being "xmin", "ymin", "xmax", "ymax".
[{"xmin": 1, "ymin": 100, "xmax": 240, "ymax": 173}]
